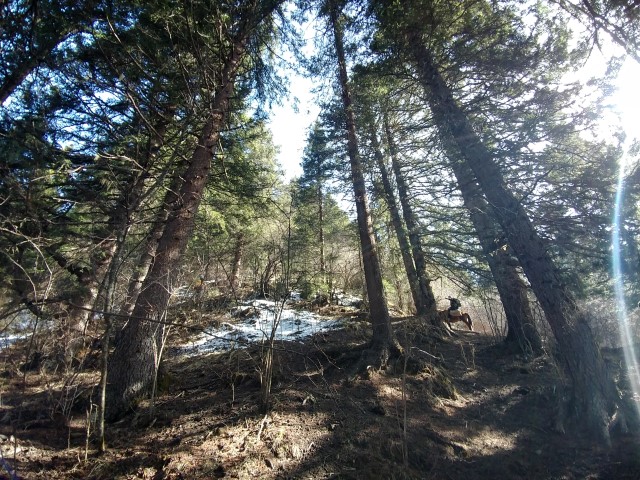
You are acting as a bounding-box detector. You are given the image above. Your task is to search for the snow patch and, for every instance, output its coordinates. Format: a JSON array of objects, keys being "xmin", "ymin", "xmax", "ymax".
[
  {"xmin": 0, "ymin": 311, "xmax": 37, "ymax": 351},
  {"xmin": 176, "ymin": 299, "xmax": 344, "ymax": 356}
]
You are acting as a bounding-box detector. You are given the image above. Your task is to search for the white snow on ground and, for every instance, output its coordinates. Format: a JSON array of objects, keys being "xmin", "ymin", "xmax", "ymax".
[
  {"xmin": 176, "ymin": 298, "xmax": 345, "ymax": 356},
  {"xmin": 0, "ymin": 334, "xmax": 24, "ymax": 351},
  {"xmin": 333, "ymin": 292, "xmax": 362, "ymax": 307},
  {"xmin": 0, "ymin": 311, "xmax": 37, "ymax": 351},
  {"xmin": 1, "ymin": 296, "xmax": 357, "ymax": 356}
]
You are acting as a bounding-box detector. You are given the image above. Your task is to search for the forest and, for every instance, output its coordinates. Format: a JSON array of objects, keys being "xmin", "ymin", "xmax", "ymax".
[{"xmin": 1, "ymin": 0, "xmax": 640, "ymax": 478}]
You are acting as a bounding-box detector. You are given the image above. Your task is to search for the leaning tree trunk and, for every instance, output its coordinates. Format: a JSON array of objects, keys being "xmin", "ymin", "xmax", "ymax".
[
  {"xmin": 115, "ymin": 168, "xmax": 179, "ymax": 346},
  {"xmin": 370, "ymin": 131, "xmax": 424, "ymax": 315},
  {"xmin": 107, "ymin": 100, "xmax": 237, "ymax": 419},
  {"xmin": 46, "ymin": 246, "xmax": 113, "ymax": 362},
  {"xmin": 329, "ymin": 2, "xmax": 399, "ymax": 365},
  {"xmin": 491, "ymin": 247, "xmax": 543, "ymax": 354},
  {"xmin": 44, "ymin": 100, "xmax": 176, "ymax": 364},
  {"xmin": 448, "ymin": 157, "xmax": 543, "ymax": 354},
  {"xmin": 409, "ymin": 36, "xmax": 618, "ymax": 442},
  {"xmin": 109, "ymin": 103, "xmax": 177, "ymax": 318},
  {"xmin": 383, "ymin": 113, "xmax": 438, "ymax": 323},
  {"xmin": 118, "ymin": 208, "xmax": 167, "ymax": 319},
  {"xmin": 0, "ymin": 21, "xmax": 83, "ymax": 105},
  {"xmin": 105, "ymin": 18, "xmax": 262, "ymax": 420}
]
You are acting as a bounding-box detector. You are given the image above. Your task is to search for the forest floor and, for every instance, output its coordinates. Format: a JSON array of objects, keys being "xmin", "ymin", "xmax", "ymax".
[{"xmin": 1, "ymin": 302, "xmax": 640, "ymax": 479}]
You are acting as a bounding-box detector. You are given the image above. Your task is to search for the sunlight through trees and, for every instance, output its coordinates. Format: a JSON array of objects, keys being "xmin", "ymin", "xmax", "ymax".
[{"xmin": 1, "ymin": 0, "xmax": 639, "ymax": 473}]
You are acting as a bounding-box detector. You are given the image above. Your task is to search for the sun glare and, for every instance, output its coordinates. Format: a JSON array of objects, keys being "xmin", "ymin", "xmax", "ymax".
[
  {"xmin": 610, "ymin": 56, "xmax": 640, "ymax": 419},
  {"xmin": 612, "ymin": 158, "xmax": 640, "ymax": 418},
  {"xmin": 611, "ymin": 59, "xmax": 640, "ymax": 151}
]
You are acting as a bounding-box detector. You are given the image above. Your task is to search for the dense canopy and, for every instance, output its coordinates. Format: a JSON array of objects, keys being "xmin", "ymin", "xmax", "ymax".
[{"xmin": 1, "ymin": 0, "xmax": 639, "ymax": 476}]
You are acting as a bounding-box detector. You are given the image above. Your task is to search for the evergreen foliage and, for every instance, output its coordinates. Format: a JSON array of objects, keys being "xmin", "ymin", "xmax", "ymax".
[{"xmin": 1, "ymin": 0, "xmax": 638, "ymax": 446}]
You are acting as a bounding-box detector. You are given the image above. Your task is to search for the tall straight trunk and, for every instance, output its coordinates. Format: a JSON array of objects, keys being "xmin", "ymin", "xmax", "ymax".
[
  {"xmin": 318, "ymin": 183, "xmax": 326, "ymax": 276},
  {"xmin": 329, "ymin": 2, "xmax": 398, "ymax": 364},
  {"xmin": 370, "ymin": 131, "xmax": 423, "ymax": 315},
  {"xmin": 230, "ymin": 232, "xmax": 245, "ymax": 293},
  {"xmin": 409, "ymin": 36, "xmax": 617, "ymax": 441},
  {"xmin": 383, "ymin": 114, "xmax": 438, "ymax": 322},
  {"xmin": 450, "ymin": 158, "xmax": 543, "ymax": 354},
  {"xmin": 105, "ymin": 7, "xmax": 276, "ymax": 419}
]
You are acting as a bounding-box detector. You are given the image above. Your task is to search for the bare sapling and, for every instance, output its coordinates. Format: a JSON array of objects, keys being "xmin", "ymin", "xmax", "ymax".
[
  {"xmin": 97, "ymin": 228, "xmax": 130, "ymax": 452},
  {"xmin": 97, "ymin": 321, "xmax": 110, "ymax": 452},
  {"xmin": 150, "ymin": 309, "xmax": 172, "ymax": 420},
  {"xmin": 85, "ymin": 401, "xmax": 95, "ymax": 462},
  {"xmin": 400, "ymin": 330, "xmax": 410, "ymax": 468},
  {"xmin": 259, "ymin": 201, "xmax": 293, "ymax": 414},
  {"xmin": 259, "ymin": 295, "xmax": 287, "ymax": 414}
]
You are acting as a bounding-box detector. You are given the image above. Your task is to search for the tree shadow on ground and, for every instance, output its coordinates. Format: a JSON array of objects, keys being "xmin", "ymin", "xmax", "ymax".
[{"xmin": 1, "ymin": 315, "xmax": 640, "ymax": 479}]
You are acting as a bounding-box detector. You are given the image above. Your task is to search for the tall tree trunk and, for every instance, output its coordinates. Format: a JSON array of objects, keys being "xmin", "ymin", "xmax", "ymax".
[
  {"xmin": 409, "ymin": 36, "xmax": 617, "ymax": 442},
  {"xmin": 109, "ymin": 104, "xmax": 177, "ymax": 317},
  {"xmin": 97, "ymin": 225, "xmax": 130, "ymax": 452},
  {"xmin": 105, "ymin": 11, "xmax": 267, "ymax": 419},
  {"xmin": 329, "ymin": 2, "xmax": 399, "ymax": 365},
  {"xmin": 370, "ymin": 131, "xmax": 423, "ymax": 315},
  {"xmin": 230, "ymin": 232, "xmax": 245, "ymax": 294},
  {"xmin": 450, "ymin": 158, "xmax": 543, "ymax": 354},
  {"xmin": 118, "ymin": 214, "xmax": 166, "ymax": 319},
  {"xmin": 118, "ymin": 150, "xmax": 185, "ymax": 320},
  {"xmin": 383, "ymin": 113, "xmax": 438, "ymax": 323},
  {"xmin": 117, "ymin": 188, "xmax": 178, "ymax": 321},
  {"xmin": 44, "ymin": 102, "xmax": 175, "ymax": 363},
  {"xmin": 318, "ymin": 183, "xmax": 326, "ymax": 277},
  {"xmin": 46, "ymin": 247, "xmax": 112, "ymax": 362},
  {"xmin": 0, "ymin": 56, "xmax": 41, "ymax": 106}
]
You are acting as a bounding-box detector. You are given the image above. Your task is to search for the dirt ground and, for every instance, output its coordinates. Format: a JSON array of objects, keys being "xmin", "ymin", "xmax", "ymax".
[{"xmin": 1, "ymin": 306, "xmax": 640, "ymax": 479}]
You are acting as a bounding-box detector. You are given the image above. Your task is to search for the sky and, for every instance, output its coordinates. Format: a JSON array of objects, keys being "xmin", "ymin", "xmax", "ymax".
[
  {"xmin": 266, "ymin": 40, "xmax": 640, "ymax": 184},
  {"xmin": 267, "ymin": 74, "xmax": 320, "ymax": 181},
  {"xmin": 604, "ymin": 58, "xmax": 640, "ymax": 152}
]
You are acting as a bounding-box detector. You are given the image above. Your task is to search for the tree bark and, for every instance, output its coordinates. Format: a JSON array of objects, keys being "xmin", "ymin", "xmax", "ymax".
[
  {"xmin": 230, "ymin": 232, "xmax": 245, "ymax": 293},
  {"xmin": 449, "ymin": 157, "xmax": 543, "ymax": 354},
  {"xmin": 112, "ymin": 105, "xmax": 177, "ymax": 317},
  {"xmin": 0, "ymin": 22, "xmax": 84, "ymax": 104},
  {"xmin": 107, "ymin": 95, "xmax": 237, "ymax": 420},
  {"xmin": 318, "ymin": 183, "xmax": 326, "ymax": 277},
  {"xmin": 118, "ymin": 212, "xmax": 166, "ymax": 319},
  {"xmin": 383, "ymin": 113, "xmax": 438, "ymax": 323},
  {"xmin": 370, "ymin": 131, "xmax": 423, "ymax": 315},
  {"xmin": 409, "ymin": 36, "xmax": 617, "ymax": 441},
  {"xmin": 44, "ymin": 102, "xmax": 175, "ymax": 363},
  {"xmin": 329, "ymin": 2, "xmax": 399, "ymax": 365},
  {"xmin": 46, "ymin": 247, "xmax": 110, "ymax": 362},
  {"xmin": 105, "ymin": 3, "xmax": 280, "ymax": 419}
]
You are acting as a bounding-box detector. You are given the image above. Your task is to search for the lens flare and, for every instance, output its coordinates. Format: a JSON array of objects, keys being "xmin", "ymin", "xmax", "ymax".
[{"xmin": 612, "ymin": 161, "xmax": 640, "ymax": 417}]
